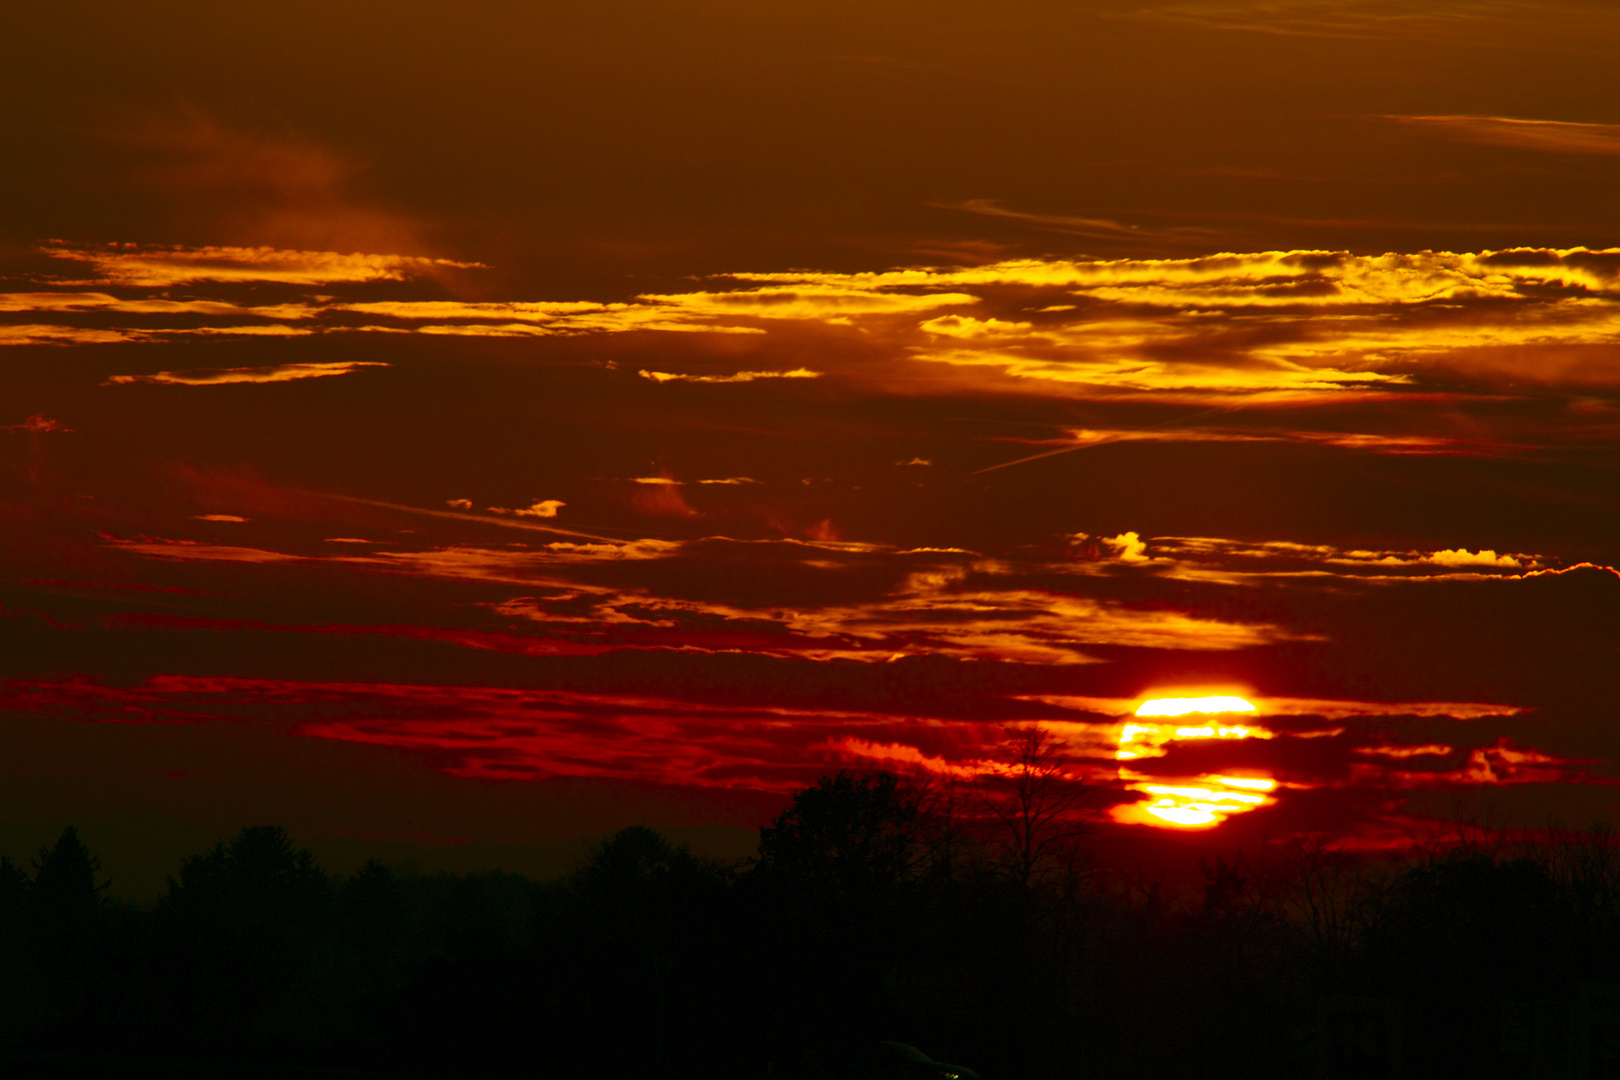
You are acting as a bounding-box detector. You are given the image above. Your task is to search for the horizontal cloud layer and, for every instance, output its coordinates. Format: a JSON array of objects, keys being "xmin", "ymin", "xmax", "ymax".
[
  {"xmin": 5, "ymin": 238, "xmax": 1619, "ymax": 847},
  {"xmin": 105, "ymin": 361, "xmax": 388, "ymax": 385}
]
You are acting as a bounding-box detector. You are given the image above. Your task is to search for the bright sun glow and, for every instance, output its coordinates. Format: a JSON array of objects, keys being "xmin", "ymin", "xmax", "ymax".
[
  {"xmin": 1134, "ymin": 695, "xmax": 1257, "ymax": 718},
  {"xmin": 1115, "ymin": 696, "xmax": 1275, "ymax": 829}
]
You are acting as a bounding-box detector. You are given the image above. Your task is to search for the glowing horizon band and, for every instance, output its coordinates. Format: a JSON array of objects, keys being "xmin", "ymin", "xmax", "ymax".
[
  {"xmin": 1135, "ymin": 696, "xmax": 1257, "ymax": 717},
  {"xmin": 1141, "ymin": 785, "xmax": 1265, "ymax": 805}
]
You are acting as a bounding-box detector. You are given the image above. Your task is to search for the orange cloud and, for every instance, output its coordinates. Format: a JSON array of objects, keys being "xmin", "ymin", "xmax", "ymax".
[
  {"xmin": 919, "ymin": 342, "xmax": 1398, "ymax": 394},
  {"xmin": 108, "ymin": 540, "xmax": 305, "ymax": 564},
  {"xmin": 631, "ymin": 481, "xmax": 700, "ymax": 518},
  {"xmin": 1426, "ymin": 548, "xmax": 1524, "ymax": 568},
  {"xmin": 758, "ymin": 575, "xmax": 1301, "ymax": 662},
  {"xmin": 42, "ymin": 244, "xmax": 480, "ymax": 287},
  {"xmin": 1076, "ymin": 531, "xmax": 1151, "ymax": 562},
  {"xmin": 0, "ymin": 671, "xmax": 1581, "ymax": 821},
  {"xmin": 0, "ymin": 292, "xmax": 312, "ymax": 318},
  {"xmin": 1460, "ymin": 738, "xmax": 1589, "ymax": 784},
  {"xmin": 735, "ymin": 248, "xmax": 1620, "ymax": 300},
  {"xmin": 5, "ymin": 415, "xmax": 71, "ymax": 434},
  {"xmin": 488, "ymin": 499, "xmax": 566, "ymax": 519},
  {"xmin": 830, "ymin": 737, "xmax": 985, "ymax": 777},
  {"xmin": 0, "ymin": 673, "xmax": 993, "ymax": 792},
  {"xmin": 638, "ymin": 283, "xmax": 977, "ymax": 323},
  {"xmin": 116, "ymin": 109, "xmax": 434, "ymax": 255},
  {"xmin": 1114, "ymin": 1, "xmax": 1494, "ymax": 40},
  {"xmin": 1131, "ymin": 534, "xmax": 1545, "ymax": 582},
  {"xmin": 639, "ymin": 368, "xmax": 822, "ymax": 383},
  {"xmin": 322, "ymin": 288, "xmax": 963, "ymax": 337},
  {"xmin": 1027, "ymin": 694, "xmax": 1525, "ymax": 721},
  {"xmin": 940, "ymin": 198, "xmax": 1221, "ymax": 244},
  {"xmin": 104, "ymin": 361, "xmax": 389, "ymax": 386},
  {"xmin": 1384, "ymin": 114, "xmax": 1620, "ymax": 155},
  {"xmin": 330, "ymin": 300, "xmax": 609, "ymax": 321},
  {"xmin": 162, "ymin": 325, "xmax": 317, "ymax": 338},
  {"xmin": 0, "ymin": 324, "xmax": 143, "ymax": 346},
  {"xmin": 980, "ymin": 428, "xmax": 1493, "ymax": 473},
  {"xmin": 24, "ymin": 246, "xmax": 1620, "ymax": 405},
  {"xmin": 1357, "ymin": 744, "xmax": 1454, "ymax": 759},
  {"xmin": 105, "ymin": 524, "xmax": 1299, "ymax": 665}
]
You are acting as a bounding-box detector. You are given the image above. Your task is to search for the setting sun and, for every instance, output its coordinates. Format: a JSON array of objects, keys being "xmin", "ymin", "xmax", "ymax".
[
  {"xmin": 1134, "ymin": 696, "xmax": 1257, "ymax": 718},
  {"xmin": 1115, "ymin": 696, "xmax": 1275, "ymax": 829}
]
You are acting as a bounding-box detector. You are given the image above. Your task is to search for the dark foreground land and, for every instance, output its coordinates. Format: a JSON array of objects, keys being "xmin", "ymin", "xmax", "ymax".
[{"xmin": 3, "ymin": 767, "xmax": 1619, "ymax": 1079}]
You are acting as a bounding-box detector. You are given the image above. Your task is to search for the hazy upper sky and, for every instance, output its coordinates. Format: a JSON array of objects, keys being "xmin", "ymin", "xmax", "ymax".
[{"xmin": 4, "ymin": 0, "xmax": 1620, "ymax": 887}]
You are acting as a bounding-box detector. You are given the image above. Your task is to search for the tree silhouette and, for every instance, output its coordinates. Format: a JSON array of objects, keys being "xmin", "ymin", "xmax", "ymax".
[
  {"xmin": 557, "ymin": 827, "xmax": 733, "ymax": 1073},
  {"xmin": 750, "ymin": 772, "xmax": 927, "ymax": 1069},
  {"xmin": 32, "ymin": 826, "xmax": 104, "ymax": 927},
  {"xmin": 160, "ymin": 825, "xmax": 332, "ymax": 1049},
  {"xmin": 755, "ymin": 771, "xmax": 923, "ymax": 903},
  {"xmin": 6, "ymin": 796, "xmax": 1620, "ymax": 1080},
  {"xmin": 975, "ymin": 726, "xmax": 1091, "ymax": 890},
  {"xmin": 0, "ymin": 855, "xmax": 29, "ymax": 919}
]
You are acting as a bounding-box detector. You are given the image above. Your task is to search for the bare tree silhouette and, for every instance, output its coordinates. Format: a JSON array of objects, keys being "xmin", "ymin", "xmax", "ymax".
[{"xmin": 975, "ymin": 726, "xmax": 1092, "ymax": 891}]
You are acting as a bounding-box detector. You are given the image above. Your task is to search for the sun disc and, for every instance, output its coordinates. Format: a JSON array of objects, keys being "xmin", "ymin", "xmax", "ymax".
[
  {"xmin": 1118, "ymin": 696, "xmax": 1274, "ymax": 829},
  {"xmin": 1135, "ymin": 695, "xmax": 1257, "ymax": 718}
]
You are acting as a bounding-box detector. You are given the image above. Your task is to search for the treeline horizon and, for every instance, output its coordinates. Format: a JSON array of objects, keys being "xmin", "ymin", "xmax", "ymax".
[{"xmin": 4, "ymin": 729, "xmax": 1620, "ymax": 1078}]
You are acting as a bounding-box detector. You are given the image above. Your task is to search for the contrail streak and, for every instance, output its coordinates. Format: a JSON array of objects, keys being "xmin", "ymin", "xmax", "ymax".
[
  {"xmin": 320, "ymin": 493, "xmax": 623, "ymax": 542},
  {"xmin": 969, "ymin": 401, "xmax": 1259, "ymax": 475}
]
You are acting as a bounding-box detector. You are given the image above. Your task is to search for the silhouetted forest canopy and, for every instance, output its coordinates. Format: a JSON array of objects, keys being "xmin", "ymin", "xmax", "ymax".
[{"xmin": 4, "ymin": 734, "xmax": 1620, "ymax": 1078}]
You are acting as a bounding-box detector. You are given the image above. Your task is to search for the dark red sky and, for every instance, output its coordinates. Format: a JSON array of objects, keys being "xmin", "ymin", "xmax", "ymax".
[{"xmin": 4, "ymin": 0, "xmax": 1620, "ymax": 894}]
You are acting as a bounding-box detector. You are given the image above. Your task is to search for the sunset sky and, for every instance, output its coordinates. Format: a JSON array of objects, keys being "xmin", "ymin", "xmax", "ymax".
[{"xmin": 5, "ymin": 0, "xmax": 1620, "ymax": 893}]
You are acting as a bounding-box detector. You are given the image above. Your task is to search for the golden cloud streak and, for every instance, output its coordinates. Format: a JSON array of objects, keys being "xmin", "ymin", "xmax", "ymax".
[
  {"xmin": 639, "ymin": 368, "xmax": 821, "ymax": 383},
  {"xmin": 732, "ymin": 248, "xmax": 1620, "ymax": 299},
  {"xmin": 41, "ymin": 244, "xmax": 483, "ymax": 286},
  {"xmin": 0, "ymin": 292, "xmax": 311, "ymax": 319},
  {"xmin": 105, "ymin": 361, "xmax": 388, "ymax": 386},
  {"xmin": 0, "ymin": 324, "xmax": 144, "ymax": 346},
  {"xmin": 18, "ymin": 245, "xmax": 1620, "ymax": 405}
]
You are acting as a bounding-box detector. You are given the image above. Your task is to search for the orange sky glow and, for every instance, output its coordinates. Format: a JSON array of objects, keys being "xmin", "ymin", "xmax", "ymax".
[{"xmin": 4, "ymin": 0, "xmax": 1620, "ymax": 886}]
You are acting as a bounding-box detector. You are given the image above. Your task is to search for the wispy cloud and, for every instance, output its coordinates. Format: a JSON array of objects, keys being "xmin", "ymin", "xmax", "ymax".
[
  {"xmin": 1111, "ymin": 1, "xmax": 1555, "ymax": 41},
  {"xmin": 0, "ymin": 292, "xmax": 312, "ymax": 318},
  {"xmin": 1126, "ymin": 534, "xmax": 1545, "ymax": 583},
  {"xmin": 0, "ymin": 324, "xmax": 144, "ymax": 346},
  {"xmin": 115, "ymin": 109, "xmax": 435, "ymax": 256},
  {"xmin": 0, "ymin": 672, "xmax": 1578, "ymax": 806},
  {"xmin": 22, "ymin": 247, "xmax": 1620, "ymax": 408},
  {"xmin": 488, "ymin": 499, "xmax": 566, "ymax": 519},
  {"xmin": 5, "ymin": 415, "xmax": 71, "ymax": 435},
  {"xmin": 105, "ymin": 528, "xmax": 1307, "ymax": 664},
  {"xmin": 940, "ymin": 198, "xmax": 1222, "ymax": 243},
  {"xmin": 42, "ymin": 244, "xmax": 481, "ymax": 287},
  {"xmin": 638, "ymin": 284, "xmax": 977, "ymax": 322},
  {"xmin": 730, "ymin": 248, "xmax": 1620, "ymax": 297},
  {"xmin": 639, "ymin": 368, "xmax": 822, "ymax": 384},
  {"xmin": 17, "ymin": 245, "xmax": 1620, "ymax": 471},
  {"xmin": 105, "ymin": 361, "xmax": 389, "ymax": 386},
  {"xmin": 42, "ymin": 504, "xmax": 1614, "ymax": 827},
  {"xmin": 1383, "ymin": 114, "xmax": 1620, "ymax": 155},
  {"xmin": 975, "ymin": 425, "xmax": 1504, "ymax": 472},
  {"xmin": 630, "ymin": 481, "xmax": 700, "ymax": 518}
]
